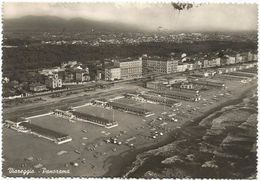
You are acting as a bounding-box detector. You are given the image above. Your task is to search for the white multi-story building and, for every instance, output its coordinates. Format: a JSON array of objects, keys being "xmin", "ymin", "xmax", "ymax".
[
  {"xmin": 104, "ymin": 66, "xmax": 121, "ymax": 81},
  {"xmin": 142, "ymin": 56, "xmax": 178, "ymax": 74},
  {"xmin": 235, "ymin": 54, "xmax": 243, "ymax": 63},
  {"xmin": 207, "ymin": 57, "xmax": 221, "ymax": 67},
  {"xmin": 45, "ymin": 73, "xmax": 62, "ymax": 89},
  {"xmin": 115, "ymin": 58, "xmax": 142, "ymax": 79},
  {"xmin": 186, "ymin": 63, "xmax": 194, "ymax": 71},
  {"xmin": 248, "ymin": 52, "xmax": 254, "ymax": 61},
  {"xmin": 177, "ymin": 64, "xmax": 188, "ymax": 72},
  {"xmin": 227, "ymin": 56, "xmax": 236, "ymax": 64},
  {"xmin": 203, "ymin": 59, "xmax": 209, "ymax": 68},
  {"xmin": 39, "ymin": 67, "xmax": 64, "ymax": 76}
]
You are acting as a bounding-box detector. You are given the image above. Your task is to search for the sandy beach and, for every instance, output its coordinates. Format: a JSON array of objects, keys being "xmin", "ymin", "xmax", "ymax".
[
  {"xmin": 2, "ymin": 76, "xmax": 257, "ymax": 177},
  {"xmin": 103, "ymin": 80, "xmax": 257, "ymax": 177}
]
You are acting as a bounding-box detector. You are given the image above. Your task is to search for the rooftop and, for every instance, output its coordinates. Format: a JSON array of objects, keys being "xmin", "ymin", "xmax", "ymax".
[
  {"xmin": 75, "ymin": 69, "xmax": 88, "ymax": 73},
  {"xmin": 72, "ymin": 111, "xmax": 116, "ymax": 124},
  {"xmin": 118, "ymin": 57, "xmax": 141, "ymax": 63},
  {"xmin": 147, "ymin": 81, "xmax": 163, "ymax": 85},
  {"xmin": 6, "ymin": 118, "xmax": 28, "ymax": 123},
  {"xmin": 104, "ymin": 64, "xmax": 120, "ymax": 69},
  {"xmin": 155, "ymin": 89, "xmax": 198, "ymax": 98},
  {"xmin": 108, "ymin": 101, "xmax": 150, "ymax": 114},
  {"xmin": 142, "ymin": 56, "xmax": 177, "ymax": 62},
  {"xmin": 20, "ymin": 122, "xmax": 69, "ymax": 139},
  {"xmin": 140, "ymin": 94, "xmax": 178, "ymax": 104}
]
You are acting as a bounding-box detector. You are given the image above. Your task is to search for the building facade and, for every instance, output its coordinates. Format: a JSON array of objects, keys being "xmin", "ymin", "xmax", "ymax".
[
  {"xmin": 142, "ymin": 56, "xmax": 178, "ymax": 74},
  {"xmin": 208, "ymin": 57, "xmax": 221, "ymax": 67},
  {"xmin": 203, "ymin": 59, "xmax": 209, "ymax": 68},
  {"xmin": 248, "ymin": 52, "xmax": 254, "ymax": 61},
  {"xmin": 116, "ymin": 58, "xmax": 142, "ymax": 79},
  {"xmin": 64, "ymin": 70, "xmax": 75, "ymax": 82},
  {"xmin": 75, "ymin": 70, "xmax": 90, "ymax": 82},
  {"xmin": 104, "ymin": 67, "xmax": 121, "ymax": 81},
  {"xmin": 227, "ymin": 56, "xmax": 236, "ymax": 64},
  {"xmin": 45, "ymin": 73, "xmax": 62, "ymax": 89},
  {"xmin": 235, "ymin": 54, "xmax": 243, "ymax": 63},
  {"xmin": 177, "ymin": 64, "xmax": 188, "ymax": 72}
]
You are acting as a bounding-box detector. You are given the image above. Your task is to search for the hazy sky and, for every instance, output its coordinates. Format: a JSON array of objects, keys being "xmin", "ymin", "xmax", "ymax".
[{"xmin": 3, "ymin": 3, "xmax": 258, "ymax": 31}]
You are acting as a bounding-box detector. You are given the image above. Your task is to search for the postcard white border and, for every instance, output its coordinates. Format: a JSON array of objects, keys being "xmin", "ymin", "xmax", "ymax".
[{"xmin": 0, "ymin": 1, "xmax": 259, "ymax": 180}]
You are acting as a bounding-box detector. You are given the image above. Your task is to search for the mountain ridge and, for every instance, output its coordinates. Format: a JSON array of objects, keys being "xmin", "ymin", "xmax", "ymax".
[{"xmin": 4, "ymin": 15, "xmax": 146, "ymax": 33}]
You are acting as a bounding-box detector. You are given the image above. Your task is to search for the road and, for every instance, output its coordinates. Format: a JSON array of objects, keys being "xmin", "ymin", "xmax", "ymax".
[
  {"xmin": 3, "ymin": 71, "xmax": 172, "ymax": 120},
  {"xmin": 4, "ymin": 63, "xmax": 254, "ymax": 120},
  {"xmin": 3, "ymin": 85, "xmax": 135, "ymax": 120},
  {"xmin": 4, "ymin": 71, "xmax": 180, "ymax": 102}
]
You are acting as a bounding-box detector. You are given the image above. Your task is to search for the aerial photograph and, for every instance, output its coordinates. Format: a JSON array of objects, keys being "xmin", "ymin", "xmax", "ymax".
[{"xmin": 2, "ymin": 2, "xmax": 258, "ymax": 178}]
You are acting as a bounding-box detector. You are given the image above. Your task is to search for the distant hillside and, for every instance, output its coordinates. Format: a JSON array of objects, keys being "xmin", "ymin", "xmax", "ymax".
[{"xmin": 3, "ymin": 15, "xmax": 145, "ymax": 33}]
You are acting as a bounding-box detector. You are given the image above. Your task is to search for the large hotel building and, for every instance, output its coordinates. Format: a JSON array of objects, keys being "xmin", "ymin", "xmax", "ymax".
[
  {"xmin": 106, "ymin": 56, "xmax": 179, "ymax": 81},
  {"xmin": 115, "ymin": 58, "xmax": 142, "ymax": 79},
  {"xmin": 142, "ymin": 56, "xmax": 179, "ymax": 74}
]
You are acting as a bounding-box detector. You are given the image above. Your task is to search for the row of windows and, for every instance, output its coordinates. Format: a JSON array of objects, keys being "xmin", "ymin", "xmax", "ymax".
[
  {"xmin": 120, "ymin": 61, "xmax": 142, "ymax": 68},
  {"xmin": 121, "ymin": 68, "xmax": 142, "ymax": 74}
]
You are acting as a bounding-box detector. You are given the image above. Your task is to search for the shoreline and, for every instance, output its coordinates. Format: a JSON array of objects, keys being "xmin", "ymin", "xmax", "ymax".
[
  {"xmin": 103, "ymin": 83, "xmax": 257, "ymax": 177},
  {"xmin": 3, "ymin": 78, "xmax": 257, "ymax": 178}
]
